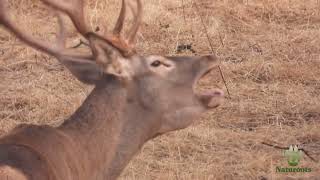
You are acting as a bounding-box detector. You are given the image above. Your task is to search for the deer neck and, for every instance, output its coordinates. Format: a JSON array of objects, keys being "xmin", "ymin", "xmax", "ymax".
[{"xmin": 58, "ymin": 76, "xmax": 160, "ymax": 179}]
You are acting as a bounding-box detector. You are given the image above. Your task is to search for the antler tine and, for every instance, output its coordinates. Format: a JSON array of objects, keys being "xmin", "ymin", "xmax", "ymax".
[
  {"xmin": 0, "ymin": 1, "xmax": 59, "ymax": 56},
  {"xmin": 127, "ymin": 0, "xmax": 142, "ymax": 44},
  {"xmin": 56, "ymin": 12, "xmax": 68, "ymax": 49},
  {"xmin": 0, "ymin": 1, "xmax": 93, "ymax": 61},
  {"xmin": 112, "ymin": 0, "xmax": 127, "ymax": 36},
  {"xmin": 40, "ymin": 0, "xmax": 89, "ymax": 37}
]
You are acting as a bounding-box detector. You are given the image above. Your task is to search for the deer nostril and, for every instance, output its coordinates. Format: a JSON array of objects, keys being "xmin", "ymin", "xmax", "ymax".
[
  {"xmin": 199, "ymin": 55, "xmax": 220, "ymax": 67},
  {"xmin": 204, "ymin": 55, "xmax": 217, "ymax": 62},
  {"xmin": 214, "ymin": 90, "xmax": 224, "ymax": 96}
]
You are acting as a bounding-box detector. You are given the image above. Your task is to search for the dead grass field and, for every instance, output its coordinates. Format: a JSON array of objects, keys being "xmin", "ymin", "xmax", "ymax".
[{"xmin": 0, "ymin": 0, "xmax": 320, "ymax": 179}]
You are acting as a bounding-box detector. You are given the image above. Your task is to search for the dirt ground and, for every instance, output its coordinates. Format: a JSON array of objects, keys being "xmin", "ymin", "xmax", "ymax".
[{"xmin": 0, "ymin": 0, "xmax": 319, "ymax": 179}]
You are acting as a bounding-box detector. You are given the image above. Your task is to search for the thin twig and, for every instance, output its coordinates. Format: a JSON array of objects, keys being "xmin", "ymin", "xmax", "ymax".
[
  {"xmin": 218, "ymin": 32, "xmax": 225, "ymax": 47},
  {"xmin": 174, "ymin": 27, "xmax": 182, "ymax": 54},
  {"xmin": 181, "ymin": 0, "xmax": 187, "ymax": 25},
  {"xmin": 71, "ymin": 39, "xmax": 90, "ymax": 49},
  {"xmin": 261, "ymin": 141, "xmax": 317, "ymax": 163},
  {"xmin": 191, "ymin": 1, "xmax": 231, "ymax": 98}
]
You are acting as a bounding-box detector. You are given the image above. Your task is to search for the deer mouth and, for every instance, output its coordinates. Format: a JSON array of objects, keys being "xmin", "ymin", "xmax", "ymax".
[
  {"xmin": 196, "ymin": 89, "xmax": 224, "ymax": 108},
  {"xmin": 194, "ymin": 68, "xmax": 224, "ymax": 109}
]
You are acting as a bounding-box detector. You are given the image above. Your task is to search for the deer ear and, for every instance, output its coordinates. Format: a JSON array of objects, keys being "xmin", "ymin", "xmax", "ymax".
[
  {"xmin": 59, "ymin": 58, "xmax": 104, "ymax": 85},
  {"xmin": 87, "ymin": 34, "xmax": 131, "ymax": 78},
  {"xmin": 58, "ymin": 35, "xmax": 133, "ymax": 85}
]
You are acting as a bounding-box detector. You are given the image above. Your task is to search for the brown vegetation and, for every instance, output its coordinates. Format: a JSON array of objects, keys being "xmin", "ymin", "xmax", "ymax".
[{"xmin": 0, "ymin": 0, "xmax": 319, "ymax": 179}]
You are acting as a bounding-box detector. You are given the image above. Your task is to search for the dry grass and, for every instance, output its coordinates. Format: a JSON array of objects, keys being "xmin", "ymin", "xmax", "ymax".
[{"xmin": 1, "ymin": 0, "xmax": 320, "ymax": 179}]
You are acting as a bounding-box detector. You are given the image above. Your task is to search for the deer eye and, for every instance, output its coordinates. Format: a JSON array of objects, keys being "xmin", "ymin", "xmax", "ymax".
[{"xmin": 151, "ymin": 60, "xmax": 162, "ymax": 67}]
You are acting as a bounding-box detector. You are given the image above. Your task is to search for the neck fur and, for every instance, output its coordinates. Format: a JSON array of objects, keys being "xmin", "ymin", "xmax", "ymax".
[{"xmin": 59, "ymin": 76, "xmax": 159, "ymax": 179}]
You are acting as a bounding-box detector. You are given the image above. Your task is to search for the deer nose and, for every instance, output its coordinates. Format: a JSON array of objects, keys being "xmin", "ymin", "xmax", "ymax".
[{"xmin": 200, "ymin": 55, "xmax": 220, "ymax": 67}]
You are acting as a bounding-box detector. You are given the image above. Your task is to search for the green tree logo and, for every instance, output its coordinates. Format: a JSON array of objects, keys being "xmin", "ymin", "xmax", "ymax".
[{"xmin": 284, "ymin": 145, "xmax": 303, "ymax": 166}]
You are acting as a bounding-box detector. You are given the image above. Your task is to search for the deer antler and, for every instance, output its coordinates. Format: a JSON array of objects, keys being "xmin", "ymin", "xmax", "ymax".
[
  {"xmin": 0, "ymin": 0, "xmax": 143, "ymax": 77},
  {"xmin": 127, "ymin": 0, "xmax": 143, "ymax": 44},
  {"xmin": 102, "ymin": 0, "xmax": 142, "ymax": 56},
  {"xmin": 41, "ymin": 0, "xmax": 89, "ymax": 36},
  {"xmin": 0, "ymin": 0, "xmax": 92, "ymax": 60},
  {"xmin": 42, "ymin": 0, "xmax": 142, "ymax": 56},
  {"xmin": 112, "ymin": 0, "xmax": 127, "ymax": 36},
  {"xmin": 0, "ymin": 1, "xmax": 60, "ymax": 57}
]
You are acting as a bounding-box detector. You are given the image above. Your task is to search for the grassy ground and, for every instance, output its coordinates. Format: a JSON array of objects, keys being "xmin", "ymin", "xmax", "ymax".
[{"xmin": 0, "ymin": 0, "xmax": 319, "ymax": 179}]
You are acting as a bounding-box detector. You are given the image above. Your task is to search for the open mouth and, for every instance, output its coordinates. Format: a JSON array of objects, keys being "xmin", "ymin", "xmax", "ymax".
[{"xmin": 193, "ymin": 67, "xmax": 224, "ymax": 109}]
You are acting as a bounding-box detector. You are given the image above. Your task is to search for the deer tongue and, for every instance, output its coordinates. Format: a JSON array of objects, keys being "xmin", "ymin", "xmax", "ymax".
[{"xmin": 197, "ymin": 89, "xmax": 224, "ymax": 108}]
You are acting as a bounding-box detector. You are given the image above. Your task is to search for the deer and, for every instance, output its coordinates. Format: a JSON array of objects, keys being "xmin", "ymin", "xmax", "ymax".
[{"xmin": 0, "ymin": 0, "xmax": 224, "ymax": 179}]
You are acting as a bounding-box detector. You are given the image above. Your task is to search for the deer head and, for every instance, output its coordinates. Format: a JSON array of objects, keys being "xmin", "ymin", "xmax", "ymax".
[{"xmin": 0, "ymin": 0, "xmax": 223, "ymax": 135}]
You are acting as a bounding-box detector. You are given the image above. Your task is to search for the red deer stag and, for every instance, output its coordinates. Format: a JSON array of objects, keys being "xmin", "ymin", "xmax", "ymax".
[{"xmin": 0, "ymin": 0, "xmax": 224, "ymax": 179}]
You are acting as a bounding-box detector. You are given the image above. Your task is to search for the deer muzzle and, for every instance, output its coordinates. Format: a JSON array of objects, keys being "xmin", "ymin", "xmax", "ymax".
[{"xmin": 194, "ymin": 55, "xmax": 224, "ymax": 109}]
